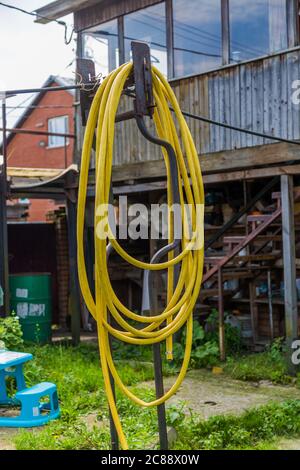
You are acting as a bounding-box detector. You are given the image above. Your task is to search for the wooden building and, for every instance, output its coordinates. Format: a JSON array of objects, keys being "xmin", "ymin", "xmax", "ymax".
[{"xmin": 35, "ymin": 0, "xmax": 300, "ymax": 353}]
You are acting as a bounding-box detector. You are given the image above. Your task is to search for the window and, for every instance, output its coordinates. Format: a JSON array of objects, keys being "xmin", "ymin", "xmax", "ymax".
[
  {"xmin": 229, "ymin": 0, "xmax": 288, "ymax": 63},
  {"xmin": 82, "ymin": 19, "xmax": 119, "ymax": 76},
  {"xmin": 48, "ymin": 116, "xmax": 69, "ymax": 148},
  {"xmin": 173, "ymin": 0, "xmax": 222, "ymax": 78},
  {"xmin": 80, "ymin": 0, "xmax": 292, "ymax": 81},
  {"xmin": 124, "ymin": 3, "xmax": 167, "ymax": 76}
]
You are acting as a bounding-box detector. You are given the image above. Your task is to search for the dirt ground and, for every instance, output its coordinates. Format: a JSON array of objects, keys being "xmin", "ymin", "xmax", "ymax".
[
  {"xmin": 1, "ymin": 369, "xmax": 300, "ymax": 450},
  {"xmin": 161, "ymin": 369, "xmax": 300, "ymax": 419}
]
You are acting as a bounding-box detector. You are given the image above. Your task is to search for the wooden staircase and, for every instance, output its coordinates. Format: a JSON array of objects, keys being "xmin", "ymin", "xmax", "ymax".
[
  {"xmin": 201, "ymin": 187, "xmax": 300, "ymax": 358},
  {"xmin": 201, "ymin": 193, "xmax": 288, "ymax": 360}
]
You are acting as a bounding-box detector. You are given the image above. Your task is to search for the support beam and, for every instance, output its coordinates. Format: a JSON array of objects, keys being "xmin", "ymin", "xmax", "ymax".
[
  {"xmin": 66, "ymin": 191, "xmax": 81, "ymax": 346},
  {"xmin": 166, "ymin": 0, "xmax": 174, "ymax": 79},
  {"xmin": 221, "ymin": 0, "xmax": 230, "ymax": 65},
  {"xmin": 110, "ymin": 142, "xmax": 300, "ymax": 184},
  {"xmin": 287, "ymin": 0, "xmax": 300, "ymax": 48},
  {"xmin": 218, "ymin": 268, "xmax": 226, "ymax": 361},
  {"xmin": 0, "ymin": 100, "xmax": 9, "ymax": 317},
  {"xmin": 281, "ymin": 175, "xmax": 299, "ymax": 374}
]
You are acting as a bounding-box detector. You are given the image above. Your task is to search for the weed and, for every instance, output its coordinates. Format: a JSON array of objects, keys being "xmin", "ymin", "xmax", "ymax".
[{"xmin": 173, "ymin": 400, "xmax": 300, "ymax": 450}]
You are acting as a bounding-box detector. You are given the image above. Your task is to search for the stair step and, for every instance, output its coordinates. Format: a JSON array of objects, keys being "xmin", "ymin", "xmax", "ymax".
[
  {"xmin": 205, "ymin": 254, "xmax": 278, "ymax": 264},
  {"xmin": 223, "ymin": 235, "xmax": 282, "ymax": 245},
  {"xmin": 200, "ymin": 288, "xmax": 234, "ymax": 298},
  {"xmin": 247, "ymin": 214, "xmax": 274, "ymax": 223},
  {"xmin": 272, "ymin": 188, "xmax": 300, "ymax": 201}
]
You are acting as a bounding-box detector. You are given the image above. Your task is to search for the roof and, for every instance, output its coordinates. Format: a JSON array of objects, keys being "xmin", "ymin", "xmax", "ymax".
[
  {"xmin": 5, "ymin": 75, "xmax": 75, "ymax": 147},
  {"xmin": 35, "ymin": 0, "xmax": 105, "ymax": 23},
  {"xmin": 8, "ymin": 164, "xmax": 78, "ymax": 199}
]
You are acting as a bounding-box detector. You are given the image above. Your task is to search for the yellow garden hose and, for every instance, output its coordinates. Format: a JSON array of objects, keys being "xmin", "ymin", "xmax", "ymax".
[{"xmin": 77, "ymin": 62, "xmax": 205, "ymax": 450}]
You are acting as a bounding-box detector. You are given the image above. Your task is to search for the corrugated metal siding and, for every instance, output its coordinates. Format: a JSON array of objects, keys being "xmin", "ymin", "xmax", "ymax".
[
  {"xmin": 207, "ymin": 49, "xmax": 300, "ymax": 153},
  {"xmin": 111, "ymin": 49, "xmax": 300, "ymax": 166}
]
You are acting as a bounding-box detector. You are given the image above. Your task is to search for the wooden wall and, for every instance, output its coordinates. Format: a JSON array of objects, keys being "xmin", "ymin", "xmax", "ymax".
[
  {"xmin": 111, "ymin": 48, "xmax": 300, "ymax": 169},
  {"xmin": 74, "ymin": 0, "xmax": 163, "ymax": 31}
]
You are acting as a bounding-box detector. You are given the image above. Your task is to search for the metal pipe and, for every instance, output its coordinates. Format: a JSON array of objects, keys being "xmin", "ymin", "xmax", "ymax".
[
  {"xmin": 0, "ymin": 128, "xmax": 75, "ymax": 139},
  {"xmin": 0, "ymin": 99, "xmax": 9, "ymax": 316},
  {"xmin": 3, "ymin": 84, "xmax": 82, "ymax": 97}
]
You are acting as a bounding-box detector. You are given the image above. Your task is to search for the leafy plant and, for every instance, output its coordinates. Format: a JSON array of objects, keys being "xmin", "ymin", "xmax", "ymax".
[
  {"xmin": 206, "ymin": 309, "xmax": 243, "ymax": 355},
  {"xmin": 172, "ymin": 321, "xmax": 219, "ymax": 368},
  {"xmin": 0, "ymin": 313, "xmax": 24, "ymax": 350}
]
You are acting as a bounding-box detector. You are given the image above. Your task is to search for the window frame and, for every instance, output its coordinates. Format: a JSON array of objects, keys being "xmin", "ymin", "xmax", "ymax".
[
  {"xmin": 47, "ymin": 115, "xmax": 69, "ymax": 149},
  {"xmin": 79, "ymin": 0, "xmax": 297, "ymax": 81}
]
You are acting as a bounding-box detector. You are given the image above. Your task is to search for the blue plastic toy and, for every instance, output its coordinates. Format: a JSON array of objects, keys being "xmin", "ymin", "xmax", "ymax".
[{"xmin": 0, "ymin": 350, "xmax": 60, "ymax": 427}]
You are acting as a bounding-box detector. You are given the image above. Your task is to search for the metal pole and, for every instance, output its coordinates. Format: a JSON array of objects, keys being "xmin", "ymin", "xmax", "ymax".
[
  {"xmin": 108, "ymin": 313, "xmax": 119, "ymax": 450},
  {"xmin": 149, "ymin": 194, "xmax": 168, "ymax": 451},
  {"xmin": 0, "ymin": 98, "xmax": 9, "ymax": 316}
]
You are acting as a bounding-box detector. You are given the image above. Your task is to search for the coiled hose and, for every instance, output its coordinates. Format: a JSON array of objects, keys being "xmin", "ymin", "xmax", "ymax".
[{"xmin": 77, "ymin": 62, "xmax": 205, "ymax": 449}]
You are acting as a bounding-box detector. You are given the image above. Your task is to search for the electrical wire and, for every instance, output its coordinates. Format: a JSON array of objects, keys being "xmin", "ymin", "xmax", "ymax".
[
  {"xmin": 176, "ymin": 108, "xmax": 300, "ymax": 146},
  {"xmin": 77, "ymin": 63, "xmax": 205, "ymax": 449},
  {"xmin": 125, "ymin": 92, "xmax": 300, "ymax": 146},
  {"xmin": 0, "ymin": 1, "xmax": 74, "ymax": 45}
]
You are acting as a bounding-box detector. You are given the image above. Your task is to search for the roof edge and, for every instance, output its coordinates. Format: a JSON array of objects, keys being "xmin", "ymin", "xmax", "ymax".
[{"xmin": 35, "ymin": 0, "xmax": 104, "ymax": 24}]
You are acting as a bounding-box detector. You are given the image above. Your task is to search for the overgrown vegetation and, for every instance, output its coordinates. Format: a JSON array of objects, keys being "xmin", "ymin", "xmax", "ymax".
[
  {"xmin": 172, "ymin": 311, "xmax": 242, "ymax": 369},
  {"xmin": 13, "ymin": 343, "xmax": 161, "ymax": 450},
  {"xmin": 0, "ymin": 313, "xmax": 24, "ymax": 350},
  {"xmin": 4, "ymin": 340, "xmax": 299, "ymax": 450},
  {"xmin": 173, "ymin": 400, "xmax": 300, "ymax": 450},
  {"xmin": 1, "ymin": 312, "xmax": 299, "ymax": 450},
  {"xmin": 224, "ymin": 338, "xmax": 297, "ymax": 385}
]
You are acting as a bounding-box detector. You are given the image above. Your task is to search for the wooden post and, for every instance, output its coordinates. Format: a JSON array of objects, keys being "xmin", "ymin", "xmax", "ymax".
[
  {"xmin": 287, "ymin": 0, "xmax": 299, "ymax": 48},
  {"xmin": 221, "ymin": 0, "xmax": 230, "ymax": 65},
  {"xmin": 267, "ymin": 270, "xmax": 274, "ymax": 340},
  {"xmin": 166, "ymin": 0, "xmax": 174, "ymax": 79},
  {"xmin": 281, "ymin": 175, "xmax": 298, "ymax": 374},
  {"xmin": 218, "ymin": 268, "xmax": 226, "ymax": 361},
  {"xmin": 66, "ymin": 192, "xmax": 81, "ymax": 346},
  {"xmin": 249, "ymin": 281, "xmax": 258, "ymax": 345}
]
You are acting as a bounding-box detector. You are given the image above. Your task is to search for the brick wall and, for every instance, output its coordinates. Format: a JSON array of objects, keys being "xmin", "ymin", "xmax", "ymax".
[{"xmin": 7, "ymin": 83, "xmax": 75, "ymax": 221}]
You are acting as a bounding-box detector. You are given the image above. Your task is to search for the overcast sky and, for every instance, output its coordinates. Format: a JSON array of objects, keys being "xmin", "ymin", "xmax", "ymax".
[{"xmin": 0, "ymin": 1, "xmax": 75, "ymax": 128}]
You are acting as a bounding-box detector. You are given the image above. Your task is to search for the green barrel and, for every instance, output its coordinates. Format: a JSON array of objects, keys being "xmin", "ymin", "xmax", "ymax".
[{"xmin": 9, "ymin": 273, "xmax": 52, "ymax": 343}]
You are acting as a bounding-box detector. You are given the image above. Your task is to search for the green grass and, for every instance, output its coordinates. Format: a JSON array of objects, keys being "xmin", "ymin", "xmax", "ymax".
[
  {"xmin": 9, "ymin": 341, "xmax": 300, "ymax": 450},
  {"xmin": 173, "ymin": 400, "xmax": 300, "ymax": 450},
  {"xmin": 223, "ymin": 338, "xmax": 300, "ymax": 386},
  {"xmin": 223, "ymin": 352, "xmax": 293, "ymax": 384},
  {"xmin": 13, "ymin": 342, "xmax": 162, "ymax": 450}
]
